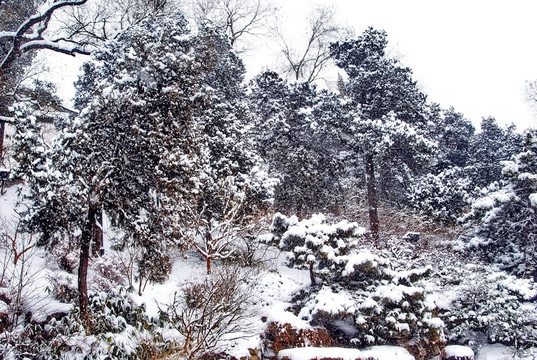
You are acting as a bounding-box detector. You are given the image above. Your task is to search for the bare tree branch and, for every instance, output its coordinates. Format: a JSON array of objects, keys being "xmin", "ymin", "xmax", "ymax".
[
  {"xmin": 193, "ymin": 0, "xmax": 276, "ymax": 50},
  {"xmin": 53, "ymin": 0, "xmax": 176, "ymax": 51},
  {"xmin": 525, "ymin": 80, "xmax": 537, "ymax": 115},
  {"xmin": 0, "ymin": 0, "xmax": 89, "ymax": 72},
  {"xmin": 277, "ymin": 5, "xmax": 348, "ymax": 84}
]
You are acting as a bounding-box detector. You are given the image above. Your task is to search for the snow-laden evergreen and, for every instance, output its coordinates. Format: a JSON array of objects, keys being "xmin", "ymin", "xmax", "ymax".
[{"xmin": 2, "ymin": 11, "xmax": 537, "ymax": 360}]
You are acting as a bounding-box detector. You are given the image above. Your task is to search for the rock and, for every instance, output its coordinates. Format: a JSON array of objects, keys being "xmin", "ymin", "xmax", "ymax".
[{"xmin": 403, "ymin": 232, "xmax": 420, "ymax": 242}]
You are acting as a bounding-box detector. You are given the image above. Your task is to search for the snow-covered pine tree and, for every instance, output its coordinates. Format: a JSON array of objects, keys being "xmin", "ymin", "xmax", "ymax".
[
  {"xmin": 409, "ymin": 107, "xmax": 474, "ymax": 224},
  {"xmin": 248, "ymin": 72, "xmax": 345, "ymax": 214},
  {"xmin": 467, "ymin": 117, "xmax": 521, "ymax": 189},
  {"xmin": 330, "ymin": 27, "xmax": 434, "ymax": 240},
  {"xmin": 19, "ymin": 12, "xmax": 214, "ymax": 320},
  {"xmin": 429, "ymin": 107, "xmax": 475, "ymax": 172},
  {"xmin": 462, "ymin": 129, "xmax": 537, "ymax": 280},
  {"xmin": 12, "ymin": 104, "xmax": 83, "ymax": 248}
]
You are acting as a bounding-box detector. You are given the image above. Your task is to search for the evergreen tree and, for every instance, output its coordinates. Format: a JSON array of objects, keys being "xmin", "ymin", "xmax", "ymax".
[
  {"xmin": 19, "ymin": 13, "xmax": 213, "ymax": 320},
  {"xmin": 429, "ymin": 107, "xmax": 475, "ymax": 172},
  {"xmin": 192, "ymin": 26, "xmax": 275, "ymax": 274},
  {"xmin": 248, "ymin": 72, "xmax": 345, "ymax": 215},
  {"xmin": 462, "ymin": 129, "xmax": 537, "ymax": 280},
  {"xmin": 468, "ymin": 117, "xmax": 521, "ymax": 188},
  {"xmin": 409, "ymin": 107, "xmax": 474, "ymax": 224},
  {"xmin": 330, "ymin": 27, "xmax": 433, "ymax": 239}
]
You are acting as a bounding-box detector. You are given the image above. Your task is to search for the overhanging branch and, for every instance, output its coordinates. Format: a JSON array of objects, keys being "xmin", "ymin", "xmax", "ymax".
[{"xmin": 1, "ymin": 0, "xmax": 89, "ymax": 71}]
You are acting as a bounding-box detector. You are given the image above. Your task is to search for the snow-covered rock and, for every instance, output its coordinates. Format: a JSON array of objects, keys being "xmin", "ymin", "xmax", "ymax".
[
  {"xmin": 278, "ymin": 347, "xmax": 362, "ymax": 360},
  {"xmin": 361, "ymin": 345, "xmax": 415, "ymax": 360},
  {"xmin": 442, "ymin": 345, "xmax": 474, "ymax": 359}
]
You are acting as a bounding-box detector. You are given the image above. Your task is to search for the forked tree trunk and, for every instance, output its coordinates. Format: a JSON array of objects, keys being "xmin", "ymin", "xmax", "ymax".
[
  {"xmin": 364, "ymin": 154, "xmax": 379, "ymax": 242},
  {"xmin": 78, "ymin": 203, "xmax": 97, "ymax": 325}
]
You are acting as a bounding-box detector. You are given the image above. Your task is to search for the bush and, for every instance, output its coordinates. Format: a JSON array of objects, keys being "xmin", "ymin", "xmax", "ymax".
[
  {"xmin": 272, "ymin": 213, "xmax": 366, "ymax": 285},
  {"xmin": 270, "ymin": 213, "xmax": 446, "ymax": 359},
  {"xmin": 0, "ymin": 289, "xmax": 175, "ymax": 359},
  {"xmin": 162, "ymin": 266, "xmax": 254, "ymax": 359},
  {"xmin": 438, "ymin": 264, "xmax": 537, "ymax": 349}
]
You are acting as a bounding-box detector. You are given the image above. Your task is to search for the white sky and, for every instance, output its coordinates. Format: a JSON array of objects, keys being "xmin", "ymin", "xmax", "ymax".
[{"xmin": 244, "ymin": 0, "xmax": 537, "ymax": 131}]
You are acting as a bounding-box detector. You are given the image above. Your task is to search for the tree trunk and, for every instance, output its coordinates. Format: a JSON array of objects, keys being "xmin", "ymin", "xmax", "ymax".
[
  {"xmin": 0, "ymin": 121, "xmax": 5, "ymax": 159},
  {"xmin": 91, "ymin": 209, "xmax": 103, "ymax": 257},
  {"xmin": 364, "ymin": 154, "xmax": 379, "ymax": 242},
  {"xmin": 78, "ymin": 202, "xmax": 97, "ymax": 325},
  {"xmin": 205, "ymin": 231, "xmax": 212, "ymax": 274},
  {"xmin": 523, "ymin": 223, "xmax": 537, "ymax": 282},
  {"xmin": 309, "ymin": 262, "xmax": 316, "ymax": 286}
]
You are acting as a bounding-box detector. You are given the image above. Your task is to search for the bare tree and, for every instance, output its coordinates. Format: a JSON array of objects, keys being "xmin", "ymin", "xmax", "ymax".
[
  {"xmin": 54, "ymin": 0, "xmax": 176, "ymax": 50},
  {"xmin": 193, "ymin": 0, "xmax": 276, "ymax": 50},
  {"xmin": 163, "ymin": 266, "xmax": 254, "ymax": 359},
  {"xmin": 277, "ymin": 5, "xmax": 348, "ymax": 84},
  {"xmin": 525, "ymin": 80, "xmax": 537, "ymax": 115}
]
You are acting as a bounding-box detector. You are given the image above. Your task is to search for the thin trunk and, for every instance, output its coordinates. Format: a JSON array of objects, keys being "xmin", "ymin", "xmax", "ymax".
[
  {"xmin": 309, "ymin": 262, "xmax": 316, "ymax": 286},
  {"xmin": 91, "ymin": 209, "xmax": 103, "ymax": 257},
  {"xmin": 0, "ymin": 121, "xmax": 5, "ymax": 159},
  {"xmin": 206, "ymin": 231, "xmax": 212, "ymax": 274},
  {"xmin": 78, "ymin": 203, "xmax": 97, "ymax": 325},
  {"xmin": 523, "ymin": 223, "xmax": 537, "ymax": 282},
  {"xmin": 365, "ymin": 154, "xmax": 379, "ymax": 242}
]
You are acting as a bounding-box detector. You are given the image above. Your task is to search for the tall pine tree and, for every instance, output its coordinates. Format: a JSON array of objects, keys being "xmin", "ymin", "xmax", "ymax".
[{"xmin": 330, "ymin": 27, "xmax": 433, "ymax": 240}]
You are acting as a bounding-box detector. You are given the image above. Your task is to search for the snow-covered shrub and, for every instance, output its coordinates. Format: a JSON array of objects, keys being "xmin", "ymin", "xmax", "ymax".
[
  {"xmin": 295, "ymin": 267, "xmax": 444, "ymax": 356},
  {"xmin": 47, "ymin": 235, "xmax": 80, "ymax": 273},
  {"xmin": 271, "ymin": 213, "xmax": 445, "ymax": 358},
  {"xmin": 162, "ymin": 266, "xmax": 253, "ymax": 359},
  {"xmin": 0, "ymin": 288, "xmax": 174, "ymax": 359},
  {"xmin": 89, "ymin": 254, "xmax": 127, "ymax": 292},
  {"xmin": 438, "ymin": 264, "xmax": 537, "ymax": 349},
  {"xmin": 273, "ymin": 213, "xmax": 366, "ymax": 285},
  {"xmin": 49, "ymin": 272, "xmax": 78, "ymax": 304},
  {"xmin": 409, "ymin": 167, "xmax": 471, "ymax": 224}
]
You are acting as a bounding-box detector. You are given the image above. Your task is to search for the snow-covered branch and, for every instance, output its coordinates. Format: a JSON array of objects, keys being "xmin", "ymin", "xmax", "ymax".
[{"xmin": 0, "ymin": 0, "xmax": 90, "ymax": 72}]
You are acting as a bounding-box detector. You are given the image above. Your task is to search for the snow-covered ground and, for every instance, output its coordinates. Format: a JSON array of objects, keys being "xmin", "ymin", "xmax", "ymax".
[{"xmin": 1, "ymin": 182, "xmax": 537, "ymax": 359}]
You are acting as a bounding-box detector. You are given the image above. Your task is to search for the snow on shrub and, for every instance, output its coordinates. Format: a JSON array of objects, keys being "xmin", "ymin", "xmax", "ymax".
[
  {"xmin": 0, "ymin": 289, "xmax": 174, "ymax": 359},
  {"xmin": 272, "ymin": 213, "xmax": 366, "ymax": 285},
  {"xmin": 270, "ymin": 213, "xmax": 445, "ymax": 357},
  {"xmin": 436, "ymin": 264, "xmax": 537, "ymax": 349}
]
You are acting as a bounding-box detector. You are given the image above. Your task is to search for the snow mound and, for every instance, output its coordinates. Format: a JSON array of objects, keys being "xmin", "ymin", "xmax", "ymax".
[
  {"xmin": 476, "ymin": 344, "xmax": 537, "ymax": 360},
  {"xmin": 278, "ymin": 347, "xmax": 362, "ymax": 360},
  {"xmin": 444, "ymin": 345, "xmax": 474, "ymax": 359},
  {"xmin": 361, "ymin": 346, "xmax": 415, "ymax": 360}
]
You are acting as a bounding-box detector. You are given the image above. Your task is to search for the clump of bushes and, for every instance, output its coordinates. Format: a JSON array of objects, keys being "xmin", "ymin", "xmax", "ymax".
[{"xmin": 269, "ymin": 213, "xmax": 446, "ymax": 359}]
